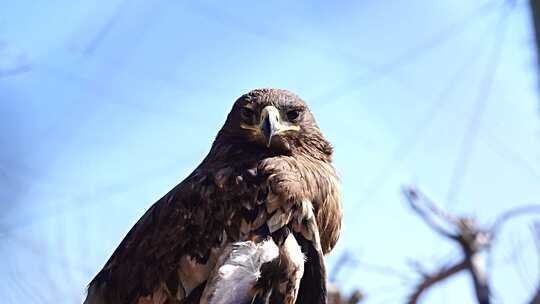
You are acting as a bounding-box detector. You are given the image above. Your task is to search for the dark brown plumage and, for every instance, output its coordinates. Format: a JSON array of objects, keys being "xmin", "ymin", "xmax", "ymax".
[{"xmin": 85, "ymin": 88, "xmax": 342, "ymax": 304}]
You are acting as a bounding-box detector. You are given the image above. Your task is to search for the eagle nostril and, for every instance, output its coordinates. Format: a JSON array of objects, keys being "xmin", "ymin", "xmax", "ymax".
[{"xmin": 262, "ymin": 116, "xmax": 271, "ymax": 136}]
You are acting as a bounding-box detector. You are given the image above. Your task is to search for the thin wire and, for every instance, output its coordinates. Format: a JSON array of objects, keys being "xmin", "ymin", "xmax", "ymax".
[
  {"xmin": 510, "ymin": 234, "xmax": 535, "ymax": 291},
  {"xmin": 187, "ymin": 1, "xmax": 373, "ymax": 69},
  {"xmin": 349, "ymin": 22, "xmax": 496, "ymax": 208},
  {"xmin": 354, "ymin": 260, "xmax": 414, "ymax": 282},
  {"xmin": 480, "ymin": 128, "xmax": 540, "ymax": 182},
  {"xmin": 445, "ymin": 2, "xmax": 514, "ymax": 208},
  {"xmin": 2, "ymin": 233, "xmax": 90, "ymax": 302},
  {"xmin": 0, "ymin": 154, "xmax": 193, "ymax": 235},
  {"xmin": 4, "ymin": 242, "xmax": 43, "ymax": 304},
  {"xmin": 0, "ymin": 246, "xmax": 31, "ymax": 304},
  {"xmin": 83, "ymin": 0, "xmax": 133, "ymax": 55},
  {"xmin": 532, "ymin": 223, "xmax": 540, "ymax": 300},
  {"xmin": 368, "ymin": 283, "xmax": 411, "ymax": 304},
  {"xmin": 314, "ymin": 0, "xmax": 505, "ymax": 105}
]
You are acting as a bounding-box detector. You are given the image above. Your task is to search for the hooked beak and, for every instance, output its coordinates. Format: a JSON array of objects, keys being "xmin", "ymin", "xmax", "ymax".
[{"xmin": 259, "ymin": 106, "xmax": 299, "ymax": 147}]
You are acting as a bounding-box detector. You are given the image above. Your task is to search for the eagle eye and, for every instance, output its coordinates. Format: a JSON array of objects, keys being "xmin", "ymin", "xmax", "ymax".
[
  {"xmin": 286, "ymin": 109, "xmax": 301, "ymax": 122},
  {"xmin": 240, "ymin": 107, "xmax": 255, "ymax": 122}
]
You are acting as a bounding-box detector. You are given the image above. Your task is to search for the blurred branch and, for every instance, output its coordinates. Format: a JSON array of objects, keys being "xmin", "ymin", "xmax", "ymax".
[
  {"xmin": 404, "ymin": 183, "xmax": 540, "ymax": 303},
  {"xmin": 403, "ymin": 186, "xmax": 458, "ymax": 240},
  {"xmin": 83, "ymin": 0, "xmax": 131, "ymax": 55},
  {"xmin": 403, "ymin": 185, "xmax": 492, "ymax": 304},
  {"xmin": 354, "ymin": 260, "xmax": 413, "ymax": 283},
  {"xmin": 329, "ymin": 251, "xmax": 353, "ymax": 283},
  {"xmin": 487, "ymin": 205, "xmax": 540, "ymax": 287},
  {"xmin": 328, "ymin": 252, "xmax": 366, "ymax": 303},
  {"xmin": 530, "ymin": 0, "xmax": 540, "ymax": 96},
  {"xmin": 327, "ymin": 283, "xmax": 364, "ymax": 304},
  {"xmin": 530, "ymin": 222, "xmax": 540, "ymax": 304},
  {"xmin": 468, "ymin": 253, "xmax": 490, "ymax": 304},
  {"xmin": 407, "ymin": 259, "xmax": 468, "ymax": 304},
  {"xmin": 346, "ymin": 290, "xmax": 364, "ymax": 304},
  {"xmin": 491, "ymin": 205, "xmax": 540, "ymax": 237}
]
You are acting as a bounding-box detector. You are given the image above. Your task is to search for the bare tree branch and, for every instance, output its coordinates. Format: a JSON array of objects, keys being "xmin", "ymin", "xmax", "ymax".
[
  {"xmin": 403, "ymin": 186, "xmax": 458, "ymax": 240},
  {"xmin": 347, "ymin": 290, "xmax": 364, "ymax": 304},
  {"xmin": 404, "ymin": 185, "xmax": 493, "ymax": 304},
  {"xmin": 405, "ymin": 186, "xmax": 540, "ymax": 303},
  {"xmin": 407, "ymin": 259, "xmax": 468, "ymax": 304},
  {"xmin": 491, "ymin": 205, "xmax": 540, "ymax": 238},
  {"xmin": 355, "ymin": 259, "xmax": 414, "ymax": 283},
  {"xmin": 467, "ymin": 254, "xmax": 490, "ymax": 304},
  {"xmin": 329, "ymin": 251, "xmax": 353, "ymax": 283},
  {"xmin": 530, "ymin": 222, "xmax": 540, "ymax": 304},
  {"xmin": 328, "ymin": 283, "xmax": 364, "ymax": 304}
]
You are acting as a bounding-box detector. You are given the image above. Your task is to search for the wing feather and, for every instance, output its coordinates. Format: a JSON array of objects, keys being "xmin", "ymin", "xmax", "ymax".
[
  {"xmin": 86, "ymin": 164, "xmax": 259, "ymax": 304},
  {"xmin": 86, "ymin": 152, "xmax": 340, "ymax": 304}
]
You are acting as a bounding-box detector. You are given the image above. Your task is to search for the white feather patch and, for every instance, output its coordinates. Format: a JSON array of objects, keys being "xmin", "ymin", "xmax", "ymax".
[{"xmin": 206, "ymin": 240, "xmax": 279, "ymax": 304}]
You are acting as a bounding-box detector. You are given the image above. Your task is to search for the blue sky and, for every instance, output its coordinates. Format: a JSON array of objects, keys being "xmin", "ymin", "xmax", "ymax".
[{"xmin": 1, "ymin": 0, "xmax": 540, "ymax": 303}]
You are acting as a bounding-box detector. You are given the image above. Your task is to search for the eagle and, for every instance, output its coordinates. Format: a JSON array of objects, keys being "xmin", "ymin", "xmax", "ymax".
[{"xmin": 85, "ymin": 88, "xmax": 342, "ymax": 304}]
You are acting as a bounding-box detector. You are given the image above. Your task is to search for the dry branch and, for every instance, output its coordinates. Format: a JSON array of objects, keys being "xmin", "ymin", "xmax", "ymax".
[
  {"xmin": 407, "ymin": 259, "xmax": 468, "ymax": 304},
  {"xmin": 403, "ymin": 185, "xmax": 540, "ymax": 304},
  {"xmin": 530, "ymin": 222, "xmax": 540, "ymax": 304},
  {"xmin": 403, "ymin": 186, "xmax": 491, "ymax": 304}
]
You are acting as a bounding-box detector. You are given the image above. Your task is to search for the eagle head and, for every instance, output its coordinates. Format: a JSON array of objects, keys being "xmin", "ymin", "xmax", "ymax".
[{"xmin": 218, "ymin": 88, "xmax": 333, "ymax": 158}]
